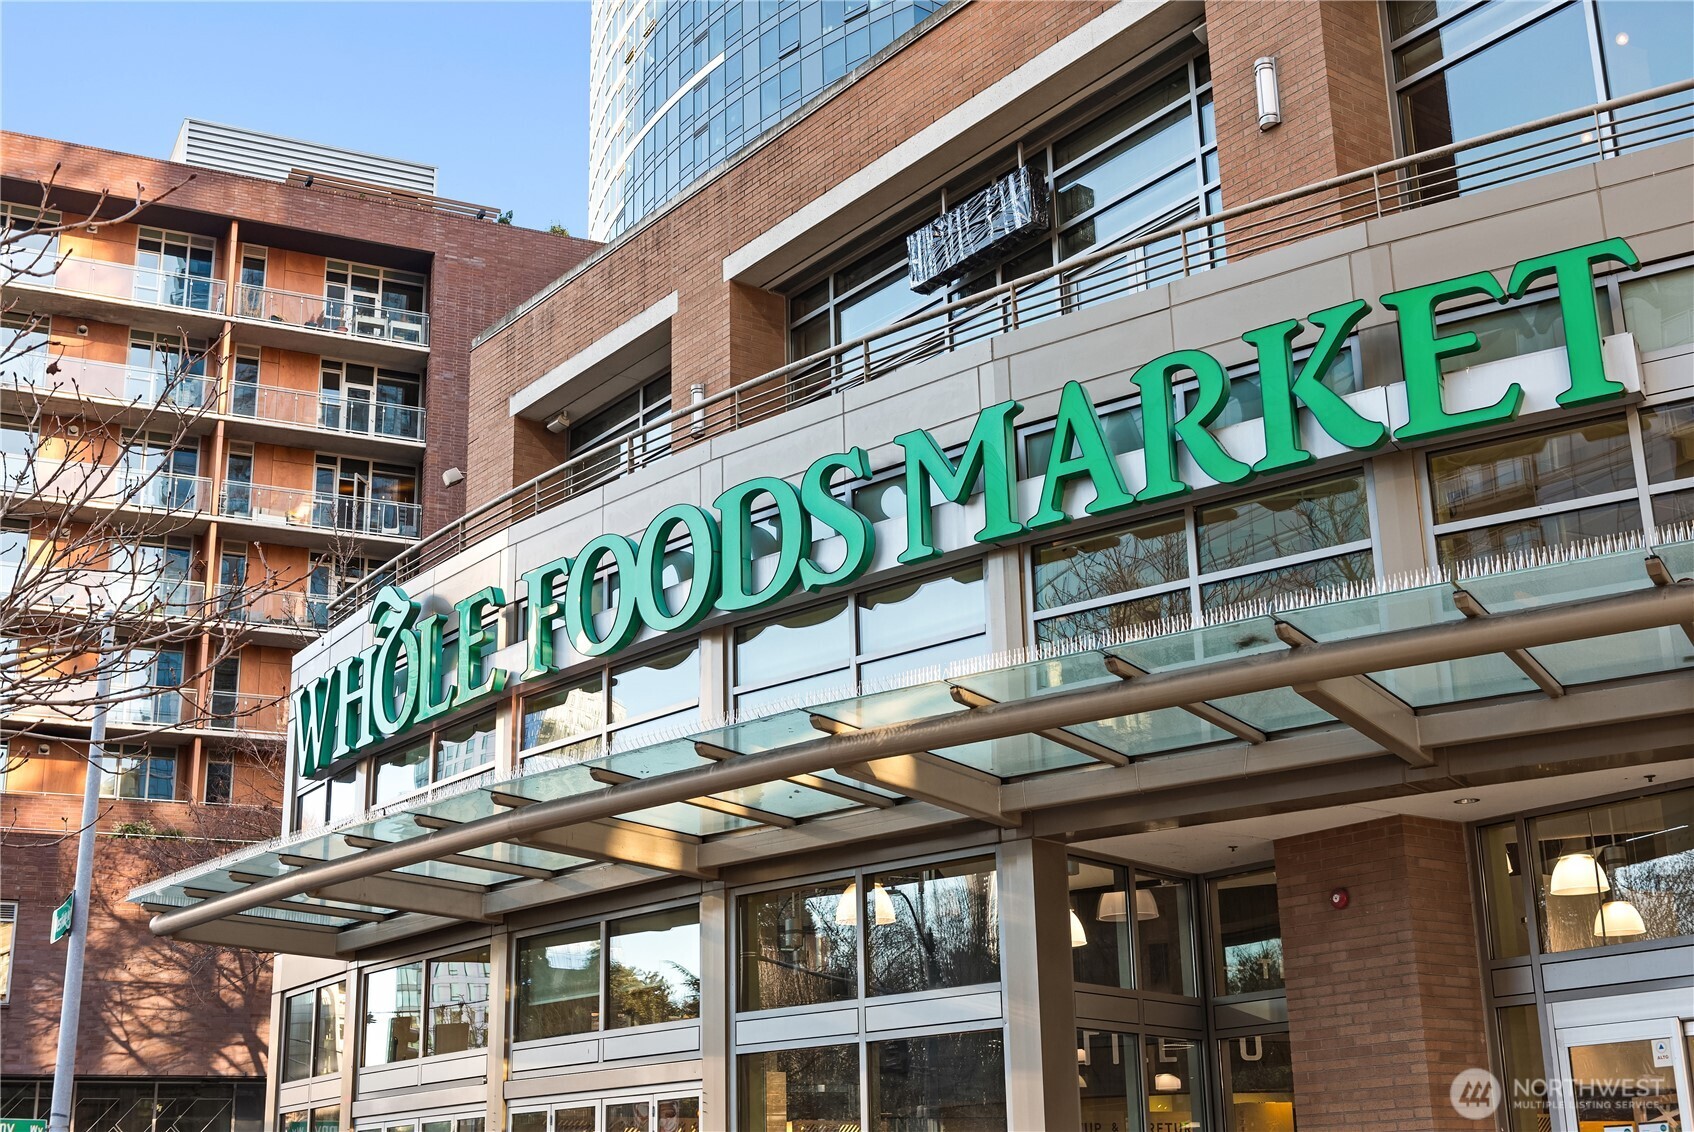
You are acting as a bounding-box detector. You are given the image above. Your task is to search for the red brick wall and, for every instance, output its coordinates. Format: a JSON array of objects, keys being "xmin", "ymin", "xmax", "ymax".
[
  {"xmin": 466, "ymin": 0, "xmax": 1117, "ymax": 503},
  {"xmin": 0, "ymin": 132, "xmax": 598, "ymax": 532},
  {"xmin": 1275, "ymin": 816, "xmax": 1491, "ymax": 1132},
  {"xmin": 2, "ymin": 797, "xmax": 277, "ymax": 1078}
]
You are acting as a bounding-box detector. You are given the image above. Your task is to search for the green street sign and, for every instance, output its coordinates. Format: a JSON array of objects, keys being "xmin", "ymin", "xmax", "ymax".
[
  {"xmin": 1, "ymin": 1118, "xmax": 49, "ymax": 1131},
  {"xmin": 50, "ymin": 893, "xmax": 73, "ymax": 944}
]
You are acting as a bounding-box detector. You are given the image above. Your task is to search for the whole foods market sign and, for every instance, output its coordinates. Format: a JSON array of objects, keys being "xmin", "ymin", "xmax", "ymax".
[{"xmin": 294, "ymin": 239, "xmax": 1639, "ymax": 779}]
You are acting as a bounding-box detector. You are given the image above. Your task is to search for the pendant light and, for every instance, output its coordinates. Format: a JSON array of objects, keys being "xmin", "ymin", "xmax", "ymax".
[
  {"xmin": 1549, "ymin": 852, "xmax": 1611, "ymax": 896},
  {"xmin": 836, "ymin": 881, "xmax": 894, "ymax": 926},
  {"xmin": 1069, "ymin": 907, "xmax": 1088, "ymax": 948},
  {"xmin": 1593, "ymin": 899, "xmax": 1647, "ymax": 938},
  {"xmin": 1135, "ymin": 888, "xmax": 1161, "ymax": 921},
  {"xmin": 1152, "ymin": 1072, "xmax": 1183, "ymax": 1092},
  {"xmin": 1096, "ymin": 891, "xmax": 1127, "ymax": 922}
]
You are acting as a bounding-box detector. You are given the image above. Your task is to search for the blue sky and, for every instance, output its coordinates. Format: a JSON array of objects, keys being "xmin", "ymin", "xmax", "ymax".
[{"xmin": 0, "ymin": 1, "xmax": 593, "ymax": 236}]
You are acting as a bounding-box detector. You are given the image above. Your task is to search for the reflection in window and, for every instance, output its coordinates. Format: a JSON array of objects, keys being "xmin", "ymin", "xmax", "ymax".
[
  {"xmin": 372, "ymin": 742, "xmax": 431, "ymax": 807},
  {"xmin": 1078, "ymin": 1028, "xmax": 1139, "ymax": 1132},
  {"xmin": 1622, "ymin": 266, "xmax": 1694, "ymax": 353},
  {"xmin": 1212, "ymin": 871, "xmax": 1283, "ymax": 997},
  {"xmin": 1221, "ymin": 1034, "xmax": 1295, "ymax": 1132},
  {"xmin": 869, "ymin": 1030, "xmax": 1006, "ymax": 1131},
  {"xmin": 1479, "ymin": 822, "xmax": 1530, "ymax": 959},
  {"xmin": 1144, "ymin": 1035, "xmax": 1208, "ymax": 1132},
  {"xmin": 436, "ymin": 716, "xmax": 496, "ymax": 781},
  {"xmin": 362, "ymin": 963, "xmax": 423, "ymax": 1066},
  {"xmin": 609, "ymin": 906, "xmax": 701, "ymax": 1028},
  {"xmin": 864, "ymin": 857, "xmax": 999, "ymax": 997},
  {"xmin": 1497, "ymin": 1003, "xmax": 1548, "ymax": 1132},
  {"xmin": 425, "ymin": 947, "xmax": 491, "ymax": 1055},
  {"xmin": 738, "ymin": 881, "xmax": 858, "ymax": 1012},
  {"xmin": 515, "ymin": 925, "xmax": 601, "ymax": 1041},
  {"xmin": 522, "ymin": 675, "xmax": 606, "ymax": 752},
  {"xmin": 739, "ymin": 1043, "xmax": 860, "ymax": 1131},
  {"xmin": 1530, "ymin": 788, "xmax": 1693, "ymax": 953}
]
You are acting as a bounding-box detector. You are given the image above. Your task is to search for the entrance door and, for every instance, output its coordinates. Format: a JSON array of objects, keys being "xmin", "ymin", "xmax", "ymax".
[{"xmin": 1555, "ymin": 1017, "xmax": 1691, "ymax": 1132}]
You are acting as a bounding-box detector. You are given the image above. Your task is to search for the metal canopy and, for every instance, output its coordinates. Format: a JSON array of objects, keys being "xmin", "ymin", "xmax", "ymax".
[{"xmin": 130, "ymin": 538, "xmax": 1694, "ymax": 949}]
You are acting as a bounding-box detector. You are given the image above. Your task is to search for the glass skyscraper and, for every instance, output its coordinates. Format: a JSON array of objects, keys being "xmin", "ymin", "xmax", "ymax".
[{"xmin": 588, "ymin": 0, "xmax": 947, "ymax": 240}]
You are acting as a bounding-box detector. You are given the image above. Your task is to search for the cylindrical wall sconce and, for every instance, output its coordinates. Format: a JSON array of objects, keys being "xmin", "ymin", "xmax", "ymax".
[{"xmin": 1255, "ymin": 56, "xmax": 1281, "ymax": 131}]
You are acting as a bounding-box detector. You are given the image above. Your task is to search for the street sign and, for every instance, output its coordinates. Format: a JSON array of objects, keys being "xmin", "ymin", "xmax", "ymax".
[
  {"xmin": 50, "ymin": 893, "xmax": 73, "ymax": 944},
  {"xmin": 0, "ymin": 1119, "xmax": 49, "ymax": 1131}
]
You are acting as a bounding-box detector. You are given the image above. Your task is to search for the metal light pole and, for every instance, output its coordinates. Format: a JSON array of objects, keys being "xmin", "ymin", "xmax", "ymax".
[{"xmin": 48, "ymin": 622, "xmax": 115, "ymax": 1132}]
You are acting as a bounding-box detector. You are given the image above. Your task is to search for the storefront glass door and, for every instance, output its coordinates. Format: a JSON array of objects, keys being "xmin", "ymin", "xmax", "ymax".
[{"xmin": 1555, "ymin": 1018, "xmax": 1690, "ymax": 1132}]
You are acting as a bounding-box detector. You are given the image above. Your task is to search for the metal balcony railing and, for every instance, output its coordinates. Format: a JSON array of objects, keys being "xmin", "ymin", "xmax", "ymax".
[
  {"xmin": 6, "ymin": 460, "xmax": 210, "ymax": 512},
  {"xmin": 211, "ymin": 583, "xmax": 316, "ymax": 630},
  {"xmin": 232, "ymin": 283, "xmax": 429, "ymax": 347},
  {"xmin": 218, "ymin": 482, "xmax": 421, "ymax": 539},
  {"xmin": 327, "ymin": 79, "xmax": 1694, "ymax": 625},
  {"xmin": 4, "ymin": 352, "xmax": 214, "ymax": 409},
  {"xmin": 0, "ymin": 567, "xmax": 205, "ymax": 615},
  {"xmin": 108, "ymin": 689, "xmax": 191, "ymax": 728},
  {"xmin": 228, "ymin": 381, "xmax": 426, "ymax": 441},
  {"xmin": 196, "ymin": 690, "xmax": 288, "ymax": 736},
  {"xmin": 12, "ymin": 255, "xmax": 226, "ymax": 315}
]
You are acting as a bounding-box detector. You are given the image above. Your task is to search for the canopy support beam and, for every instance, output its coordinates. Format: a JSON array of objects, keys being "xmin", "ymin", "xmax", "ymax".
[
  {"xmin": 947, "ymin": 685, "xmax": 1131, "ymax": 765},
  {"xmin": 1274, "ymin": 623, "xmax": 1433, "ymax": 767},
  {"xmin": 1452, "ymin": 587, "xmax": 1564, "ymax": 697},
  {"xmin": 1100, "ymin": 657, "xmax": 1268, "ymax": 744}
]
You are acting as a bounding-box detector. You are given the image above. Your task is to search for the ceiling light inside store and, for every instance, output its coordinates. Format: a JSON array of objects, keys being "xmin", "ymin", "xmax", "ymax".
[
  {"xmin": 1594, "ymin": 899, "xmax": 1647, "ymax": 938},
  {"xmin": 1069, "ymin": 908, "xmax": 1088, "ymax": 948},
  {"xmin": 1550, "ymin": 852, "xmax": 1612, "ymax": 896}
]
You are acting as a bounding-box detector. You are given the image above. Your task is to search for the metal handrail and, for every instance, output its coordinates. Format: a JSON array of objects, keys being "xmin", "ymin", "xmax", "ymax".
[
  {"xmin": 231, "ymin": 282, "xmax": 430, "ymax": 346},
  {"xmin": 327, "ymin": 78, "xmax": 1694, "ymax": 625}
]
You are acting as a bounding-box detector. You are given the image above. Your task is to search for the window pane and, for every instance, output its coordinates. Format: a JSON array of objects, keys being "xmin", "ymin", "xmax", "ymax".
[
  {"xmin": 1056, "ymin": 67, "xmax": 1190, "ymax": 168},
  {"xmin": 1596, "ymin": 1, "xmax": 1694, "ymax": 99},
  {"xmin": 1435, "ymin": 500, "xmax": 1640, "ymax": 570},
  {"xmin": 735, "ymin": 600, "xmax": 851, "ymax": 690},
  {"xmin": 738, "ymin": 881, "xmax": 858, "ymax": 1011},
  {"xmin": 1641, "ymin": 401, "xmax": 1694, "ymax": 484},
  {"xmin": 372, "ymin": 742, "xmax": 431, "ymax": 806},
  {"xmin": 362, "ymin": 963, "xmax": 422, "ymax": 1065},
  {"xmin": 605, "ymin": 1102, "xmax": 649, "ymax": 1132},
  {"xmin": 523, "ymin": 674, "xmax": 605, "ymax": 750},
  {"xmin": 1222, "ymin": 1034, "xmax": 1295, "ymax": 1132},
  {"xmin": 1078, "ymin": 1028, "xmax": 1138, "ymax": 1132},
  {"xmin": 869, "ymin": 1030, "xmax": 1006, "ymax": 1131},
  {"xmin": 1530, "ymin": 788, "xmax": 1693, "ymax": 953},
  {"xmin": 609, "ymin": 906, "xmax": 701, "ymax": 1028},
  {"xmin": 436, "ymin": 716, "xmax": 496, "ymax": 780},
  {"xmin": 1137, "ymin": 874, "xmax": 1195, "ymax": 998},
  {"xmin": 740, "ymin": 1044, "xmax": 860, "ymax": 1131},
  {"xmin": 611, "ymin": 644, "xmax": 700, "ymax": 727},
  {"xmin": 282, "ymin": 992, "xmax": 314, "ymax": 1081},
  {"xmin": 516, "ymin": 925, "xmax": 601, "ymax": 1041},
  {"xmin": 554, "ymin": 1109, "xmax": 594, "ymax": 1132},
  {"xmin": 1497, "ymin": 1003, "xmax": 1549, "ymax": 1132},
  {"xmin": 1213, "ymin": 870, "xmax": 1284, "ymax": 996},
  {"xmin": 1654, "ymin": 487, "xmax": 1694, "ymax": 532},
  {"xmin": 1198, "ymin": 474, "xmax": 1369, "ymax": 574},
  {"xmin": 1200, "ymin": 550, "xmax": 1375, "ymax": 615},
  {"xmin": 1481, "ymin": 822, "xmax": 1530, "ymax": 959},
  {"xmin": 1144, "ymin": 1036, "xmax": 1208, "ymax": 1132},
  {"xmin": 1440, "ymin": 296, "xmax": 1610, "ymax": 374},
  {"xmin": 1033, "ymin": 514, "xmax": 1188, "ymax": 612},
  {"xmin": 858, "ymin": 564, "xmax": 985, "ymax": 657},
  {"xmin": 511, "ymin": 1117, "xmax": 546, "ymax": 1132},
  {"xmin": 1431, "ymin": 418, "xmax": 1635, "ymax": 524},
  {"xmin": 426, "ymin": 947, "xmax": 491, "ymax": 1055},
  {"xmin": 314, "ymin": 982, "xmax": 345, "ymax": 1076},
  {"xmin": 1622, "ymin": 268, "xmax": 1694, "ymax": 353},
  {"xmin": 866, "ymin": 856, "xmax": 999, "ymax": 997},
  {"xmin": 1071, "ymin": 860, "xmax": 1130, "ymax": 989}
]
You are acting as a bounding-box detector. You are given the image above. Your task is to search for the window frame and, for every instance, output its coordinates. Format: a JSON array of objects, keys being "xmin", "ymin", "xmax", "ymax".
[
  {"xmin": 281, "ymin": 979, "xmax": 346, "ymax": 1083},
  {"xmin": 518, "ymin": 639, "xmax": 702, "ymax": 763},
  {"xmin": 0, "ymin": 901, "xmax": 15, "ymax": 1005},
  {"xmin": 358, "ymin": 942, "xmax": 493, "ymax": 1068}
]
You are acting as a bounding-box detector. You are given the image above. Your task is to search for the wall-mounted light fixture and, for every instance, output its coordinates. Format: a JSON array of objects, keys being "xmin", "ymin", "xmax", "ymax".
[
  {"xmin": 544, "ymin": 410, "xmax": 570, "ymax": 434},
  {"xmin": 1255, "ymin": 56, "xmax": 1282, "ymax": 131},
  {"xmin": 441, "ymin": 466, "xmax": 465, "ymax": 487}
]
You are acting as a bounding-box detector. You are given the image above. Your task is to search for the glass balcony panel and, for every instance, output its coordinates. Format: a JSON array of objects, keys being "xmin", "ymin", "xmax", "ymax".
[
  {"xmin": 234, "ymin": 284, "xmax": 430, "ymax": 346},
  {"xmin": 219, "ymin": 482, "xmax": 420, "ymax": 537},
  {"xmin": 26, "ymin": 256, "xmax": 227, "ymax": 313}
]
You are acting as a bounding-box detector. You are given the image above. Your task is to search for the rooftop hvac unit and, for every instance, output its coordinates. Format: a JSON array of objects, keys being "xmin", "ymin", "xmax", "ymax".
[{"xmin": 905, "ymin": 165, "xmax": 1051, "ymax": 295}]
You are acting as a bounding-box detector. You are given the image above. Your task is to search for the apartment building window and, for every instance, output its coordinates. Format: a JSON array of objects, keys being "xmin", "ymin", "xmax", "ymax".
[
  {"xmin": 520, "ymin": 642, "xmax": 700, "ymax": 761},
  {"xmin": 209, "ymin": 655, "xmax": 241, "ymax": 727},
  {"xmin": 0, "ymin": 521, "xmax": 25, "ymax": 593},
  {"xmin": 1, "ymin": 203, "xmax": 61, "ymax": 280},
  {"xmin": 731, "ymin": 563, "xmax": 986, "ymax": 713},
  {"xmin": 120, "ymin": 431, "xmax": 201, "ymax": 510},
  {"xmin": 127, "ymin": 329, "xmax": 209, "ymax": 408},
  {"xmin": 135, "ymin": 226, "xmax": 216, "ymax": 311},
  {"xmin": 320, "ymin": 360, "xmax": 424, "ymax": 440},
  {"xmin": 1390, "ymin": 0, "xmax": 1693, "ymax": 196},
  {"xmin": 204, "ymin": 759, "xmax": 234, "ymax": 805},
  {"xmin": 313, "ymin": 455, "xmax": 419, "ymax": 537},
  {"xmin": 1030, "ymin": 472, "xmax": 1375, "ymax": 645},
  {"xmin": 113, "ymin": 646, "xmax": 186, "ymax": 727},
  {"xmin": 787, "ymin": 52, "xmax": 1215, "ymax": 362},
  {"xmin": 3, "ymin": 310, "xmax": 50, "ymax": 381},
  {"xmin": 100, "ymin": 744, "xmax": 177, "ymax": 801},
  {"xmin": 514, "ymin": 903, "xmax": 701, "ymax": 1042},
  {"xmin": 111, "ymin": 536, "xmax": 193, "ymax": 610},
  {"xmin": 325, "ymin": 260, "xmax": 427, "ymax": 343},
  {"xmin": 0, "ymin": 902, "xmax": 15, "ymax": 1004},
  {"xmin": 230, "ymin": 351, "xmax": 262, "ymax": 418},
  {"xmin": 282, "ymin": 981, "xmax": 346, "ymax": 1081},
  {"xmin": 0, "ymin": 415, "xmax": 33, "ymax": 490},
  {"xmin": 236, "ymin": 246, "xmax": 267, "ymax": 319},
  {"xmin": 361, "ymin": 948, "xmax": 491, "ymax": 1066}
]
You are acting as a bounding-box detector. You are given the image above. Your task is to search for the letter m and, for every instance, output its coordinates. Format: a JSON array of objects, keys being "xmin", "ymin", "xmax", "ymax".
[
  {"xmin": 291, "ymin": 671, "xmax": 340, "ymax": 779},
  {"xmin": 895, "ymin": 398, "xmax": 1025, "ymax": 564}
]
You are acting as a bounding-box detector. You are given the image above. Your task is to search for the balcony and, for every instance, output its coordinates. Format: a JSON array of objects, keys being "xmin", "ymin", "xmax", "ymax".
[
  {"xmin": 197, "ymin": 690, "xmax": 288, "ymax": 737},
  {"xmin": 5, "ymin": 352, "xmax": 214, "ymax": 410},
  {"xmin": 0, "ymin": 566, "xmax": 205, "ymax": 617},
  {"xmin": 108, "ymin": 689, "xmax": 191, "ymax": 728},
  {"xmin": 218, "ymin": 482, "xmax": 421, "ymax": 540},
  {"xmin": 6, "ymin": 254, "xmax": 226, "ymax": 319},
  {"xmin": 9, "ymin": 460, "xmax": 210, "ymax": 514},
  {"xmin": 231, "ymin": 283, "xmax": 429, "ymax": 348},
  {"xmin": 211, "ymin": 584, "xmax": 319, "ymax": 633},
  {"xmin": 228, "ymin": 381, "xmax": 425, "ymax": 442}
]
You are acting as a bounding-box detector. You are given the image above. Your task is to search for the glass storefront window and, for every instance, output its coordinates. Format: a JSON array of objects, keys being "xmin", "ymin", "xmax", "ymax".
[
  {"xmin": 869, "ymin": 1030, "xmax": 1007, "ymax": 1131},
  {"xmin": 739, "ymin": 1043, "xmax": 861, "ymax": 1131},
  {"xmin": 1641, "ymin": 401, "xmax": 1694, "ymax": 486},
  {"xmin": 372, "ymin": 742, "xmax": 431, "ymax": 807},
  {"xmin": 516, "ymin": 924, "xmax": 602, "ymax": 1041},
  {"xmin": 282, "ymin": 991, "xmax": 313, "ymax": 1081},
  {"xmin": 425, "ymin": 948, "xmax": 491, "ymax": 1056},
  {"xmin": 609, "ymin": 906, "xmax": 701, "ymax": 1028},
  {"xmin": 1144, "ymin": 1036, "xmax": 1208, "ymax": 1132},
  {"xmin": 1136, "ymin": 874, "xmax": 1195, "ymax": 998},
  {"xmin": 1033, "ymin": 516, "xmax": 1188, "ymax": 615},
  {"xmin": 1220, "ymin": 1034, "xmax": 1295, "ymax": 1132},
  {"xmin": 1212, "ymin": 871, "xmax": 1284, "ymax": 997},
  {"xmin": 1530, "ymin": 788, "xmax": 1693, "ymax": 953},
  {"xmin": 436, "ymin": 716, "xmax": 496, "ymax": 781},
  {"xmin": 1197, "ymin": 474, "xmax": 1371, "ymax": 574},
  {"xmin": 1622, "ymin": 266, "xmax": 1694, "ymax": 353},
  {"xmin": 315, "ymin": 982, "xmax": 344, "ymax": 1077},
  {"xmin": 858, "ymin": 564, "xmax": 986, "ymax": 658},
  {"xmin": 522, "ymin": 674, "xmax": 606, "ymax": 752},
  {"xmin": 738, "ymin": 881, "xmax": 858, "ymax": 1012},
  {"xmin": 865, "ymin": 857, "xmax": 1000, "ymax": 997},
  {"xmin": 1072, "ymin": 860, "xmax": 1132, "ymax": 989},
  {"xmin": 1496, "ymin": 1003, "xmax": 1548, "ymax": 1132},
  {"xmin": 1078, "ymin": 1028, "xmax": 1139, "ymax": 1132},
  {"xmin": 362, "ymin": 963, "xmax": 422, "ymax": 1066},
  {"xmin": 1480, "ymin": 822, "xmax": 1531, "ymax": 959}
]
